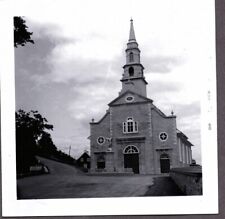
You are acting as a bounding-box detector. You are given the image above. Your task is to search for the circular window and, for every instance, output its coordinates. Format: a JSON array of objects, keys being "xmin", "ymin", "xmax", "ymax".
[
  {"xmin": 126, "ymin": 96, "xmax": 134, "ymax": 102},
  {"xmin": 97, "ymin": 136, "xmax": 105, "ymax": 145},
  {"xmin": 159, "ymin": 132, "xmax": 168, "ymax": 141}
]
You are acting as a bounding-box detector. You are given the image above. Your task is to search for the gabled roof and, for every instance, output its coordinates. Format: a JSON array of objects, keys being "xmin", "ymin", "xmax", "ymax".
[
  {"xmin": 177, "ymin": 129, "xmax": 194, "ymax": 146},
  {"xmin": 151, "ymin": 103, "xmax": 176, "ymax": 119},
  {"xmin": 151, "ymin": 104, "xmax": 166, "ymax": 117},
  {"xmin": 108, "ymin": 90, "xmax": 153, "ymax": 106},
  {"xmin": 90, "ymin": 110, "xmax": 109, "ymax": 125},
  {"xmin": 77, "ymin": 151, "xmax": 90, "ymax": 160}
]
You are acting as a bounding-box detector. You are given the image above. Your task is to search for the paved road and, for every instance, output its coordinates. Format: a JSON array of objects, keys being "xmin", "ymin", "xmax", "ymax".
[{"xmin": 17, "ymin": 157, "xmax": 155, "ymax": 199}]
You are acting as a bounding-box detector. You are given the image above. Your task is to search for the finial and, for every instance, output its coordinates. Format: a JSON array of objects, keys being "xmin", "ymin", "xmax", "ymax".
[
  {"xmin": 171, "ymin": 110, "xmax": 174, "ymax": 116},
  {"xmin": 91, "ymin": 118, "xmax": 95, "ymax": 122},
  {"xmin": 130, "ymin": 17, "xmax": 133, "ymax": 22}
]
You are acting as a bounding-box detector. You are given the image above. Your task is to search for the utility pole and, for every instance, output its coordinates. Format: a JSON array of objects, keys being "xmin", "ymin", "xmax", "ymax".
[{"xmin": 69, "ymin": 145, "xmax": 71, "ymax": 156}]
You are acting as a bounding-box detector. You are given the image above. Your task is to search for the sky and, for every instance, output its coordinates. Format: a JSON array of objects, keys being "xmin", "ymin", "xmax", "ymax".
[{"xmin": 14, "ymin": 0, "xmax": 215, "ymax": 163}]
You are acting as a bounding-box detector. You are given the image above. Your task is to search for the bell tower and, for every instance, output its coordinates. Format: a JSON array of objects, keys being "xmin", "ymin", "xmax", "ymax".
[{"xmin": 120, "ymin": 19, "xmax": 148, "ymax": 97}]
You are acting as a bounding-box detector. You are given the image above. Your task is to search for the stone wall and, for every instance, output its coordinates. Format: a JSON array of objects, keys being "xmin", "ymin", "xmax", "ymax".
[
  {"xmin": 111, "ymin": 102, "xmax": 154, "ymax": 174},
  {"xmin": 90, "ymin": 111, "xmax": 111, "ymax": 171},
  {"xmin": 170, "ymin": 166, "xmax": 202, "ymax": 195},
  {"xmin": 151, "ymin": 108, "xmax": 178, "ymax": 173}
]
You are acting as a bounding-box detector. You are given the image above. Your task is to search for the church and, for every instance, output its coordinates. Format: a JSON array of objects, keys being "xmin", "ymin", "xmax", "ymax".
[{"xmin": 89, "ymin": 19, "xmax": 193, "ymax": 174}]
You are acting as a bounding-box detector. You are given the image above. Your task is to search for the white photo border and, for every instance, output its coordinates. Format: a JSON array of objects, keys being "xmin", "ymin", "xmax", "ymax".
[{"xmin": 0, "ymin": 0, "xmax": 218, "ymax": 216}]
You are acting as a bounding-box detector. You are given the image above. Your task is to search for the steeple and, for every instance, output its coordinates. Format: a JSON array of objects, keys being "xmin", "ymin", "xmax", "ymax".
[
  {"xmin": 120, "ymin": 19, "xmax": 148, "ymax": 97},
  {"xmin": 129, "ymin": 18, "xmax": 136, "ymax": 42}
]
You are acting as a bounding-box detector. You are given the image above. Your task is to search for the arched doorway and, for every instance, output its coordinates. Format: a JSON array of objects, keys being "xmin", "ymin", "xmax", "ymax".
[
  {"xmin": 160, "ymin": 153, "xmax": 170, "ymax": 173},
  {"xmin": 123, "ymin": 145, "xmax": 139, "ymax": 174}
]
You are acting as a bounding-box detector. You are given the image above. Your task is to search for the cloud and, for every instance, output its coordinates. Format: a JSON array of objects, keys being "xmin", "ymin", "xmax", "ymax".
[
  {"xmin": 49, "ymin": 58, "xmax": 112, "ymax": 84},
  {"xmin": 174, "ymin": 101, "xmax": 200, "ymax": 119},
  {"xmin": 45, "ymin": 39, "xmax": 124, "ymax": 85},
  {"xmin": 143, "ymin": 55, "xmax": 185, "ymax": 74},
  {"xmin": 148, "ymin": 80, "xmax": 182, "ymax": 96},
  {"xmin": 14, "ymin": 16, "xmax": 203, "ymax": 164},
  {"xmin": 15, "ymin": 20, "xmax": 77, "ymax": 86},
  {"xmin": 15, "ymin": 20, "xmax": 124, "ymax": 160}
]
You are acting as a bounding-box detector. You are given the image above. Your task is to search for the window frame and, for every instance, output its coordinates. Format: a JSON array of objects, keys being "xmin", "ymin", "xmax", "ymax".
[
  {"xmin": 97, "ymin": 136, "xmax": 105, "ymax": 145},
  {"xmin": 123, "ymin": 145, "xmax": 139, "ymax": 154},
  {"xmin": 159, "ymin": 132, "xmax": 168, "ymax": 141},
  {"xmin": 129, "ymin": 52, "xmax": 134, "ymax": 62},
  {"xmin": 125, "ymin": 96, "xmax": 134, "ymax": 102},
  {"xmin": 128, "ymin": 66, "xmax": 134, "ymax": 76},
  {"xmin": 123, "ymin": 117, "xmax": 138, "ymax": 134}
]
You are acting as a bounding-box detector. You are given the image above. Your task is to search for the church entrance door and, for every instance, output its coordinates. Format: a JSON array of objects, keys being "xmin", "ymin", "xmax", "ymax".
[
  {"xmin": 160, "ymin": 154, "xmax": 170, "ymax": 173},
  {"xmin": 123, "ymin": 145, "xmax": 139, "ymax": 174},
  {"xmin": 124, "ymin": 154, "xmax": 139, "ymax": 173}
]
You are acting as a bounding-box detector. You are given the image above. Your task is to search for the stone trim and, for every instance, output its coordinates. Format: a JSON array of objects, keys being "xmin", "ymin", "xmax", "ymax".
[
  {"xmin": 94, "ymin": 151, "xmax": 114, "ymax": 154},
  {"xmin": 155, "ymin": 147, "xmax": 173, "ymax": 151},
  {"xmin": 108, "ymin": 90, "xmax": 152, "ymax": 106},
  {"xmin": 110, "ymin": 101, "xmax": 152, "ymax": 107},
  {"xmin": 116, "ymin": 136, "xmax": 145, "ymax": 143}
]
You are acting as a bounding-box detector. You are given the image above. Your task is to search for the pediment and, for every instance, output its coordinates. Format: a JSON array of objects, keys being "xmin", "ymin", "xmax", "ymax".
[{"xmin": 108, "ymin": 90, "xmax": 152, "ymax": 106}]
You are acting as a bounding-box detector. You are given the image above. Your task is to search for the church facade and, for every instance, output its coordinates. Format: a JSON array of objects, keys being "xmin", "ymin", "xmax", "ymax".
[{"xmin": 89, "ymin": 20, "xmax": 193, "ymax": 174}]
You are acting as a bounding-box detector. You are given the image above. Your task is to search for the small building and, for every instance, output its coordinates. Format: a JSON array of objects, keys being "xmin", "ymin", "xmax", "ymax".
[
  {"xmin": 76, "ymin": 151, "xmax": 90, "ymax": 169},
  {"xmin": 89, "ymin": 19, "xmax": 194, "ymax": 174}
]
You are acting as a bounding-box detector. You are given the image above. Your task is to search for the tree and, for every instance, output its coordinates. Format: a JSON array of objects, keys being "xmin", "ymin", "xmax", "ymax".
[
  {"xmin": 14, "ymin": 16, "xmax": 34, "ymax": 48},
  {"xmin": 16, "ymin": 110, "xmax": 53, "ymax": 173},
  {"xmin": 37, "ymin": 132, "xmax": 57, "ymax": 156}
]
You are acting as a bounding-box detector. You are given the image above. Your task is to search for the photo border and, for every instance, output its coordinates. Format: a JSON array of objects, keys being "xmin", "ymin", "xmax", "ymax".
[{"xmin": 0, "ymin": 0, "xmax": 219, "ymax": 217}]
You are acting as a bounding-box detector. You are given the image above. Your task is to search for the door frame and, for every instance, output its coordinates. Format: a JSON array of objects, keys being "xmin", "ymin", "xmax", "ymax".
[
  {"xmin": 160, "ymin": 153, "xmax": 170, "ymax": 173},
  {"xmin": 123, "ymin": 145, "xmax": 140, "ymax": 174}
]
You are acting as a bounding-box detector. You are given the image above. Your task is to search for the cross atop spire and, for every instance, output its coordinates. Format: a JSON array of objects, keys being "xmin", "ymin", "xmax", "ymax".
[{"xmin": 129, "ymin": 18, "xmax": 136, "ymax": 42}]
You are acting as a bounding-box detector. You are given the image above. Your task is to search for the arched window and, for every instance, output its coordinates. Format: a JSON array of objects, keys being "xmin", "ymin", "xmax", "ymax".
[
  {"xmin": 129, "ymin": 52, "xmax": 134, "ymax": 62},
  {"xmin": 123, "ymin": 117, "xmax": 138, "ymax": 133},
  {"xmin": 123, "ymin": 145, "xmax": 139, "ymax": 154},
  {"xmin": 128, "ymin": 67, "xmax": 134, "ymax": 76}
]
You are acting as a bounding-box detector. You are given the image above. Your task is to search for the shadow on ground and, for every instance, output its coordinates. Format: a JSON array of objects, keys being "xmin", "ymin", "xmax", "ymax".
[{"xmin": 144, "ymin": 176, "xmax": 184, "ymax": 196}]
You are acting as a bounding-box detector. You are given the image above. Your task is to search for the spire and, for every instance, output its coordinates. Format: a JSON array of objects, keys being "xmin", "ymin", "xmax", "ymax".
[
  {"xmin": 129, "ymin": 18, "xmax": 136, "ymax": 42},
  {"xmin": 120, "ymin": 18, "xmax": 147, "ymax": 97}
]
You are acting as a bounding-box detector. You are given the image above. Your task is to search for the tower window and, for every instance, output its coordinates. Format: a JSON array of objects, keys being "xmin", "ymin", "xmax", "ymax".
[
  {"xmin": 129, "ymin": 52, "xmax": 134, "ymax": 62},
  {"xmin": 129, "ymin": 67, "xmax": 134, "ymax": 76},
  {"xmin": 123, "ymin": 117, "xmax": 138, "ymax": 133}
]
